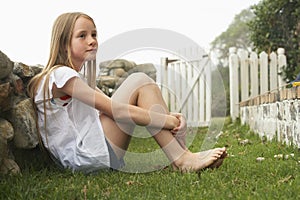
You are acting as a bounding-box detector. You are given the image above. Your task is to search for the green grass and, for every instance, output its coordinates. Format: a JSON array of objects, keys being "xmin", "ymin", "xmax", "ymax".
[{"xmin": 1, "ymin": 118, "xmax": 299, "ymax": 200}]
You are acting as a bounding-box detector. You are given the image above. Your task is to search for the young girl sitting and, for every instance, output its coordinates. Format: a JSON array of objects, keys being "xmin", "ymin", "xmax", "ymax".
[{"xmin": 28, "ymin": 12, "xmax": 227, "ymax": 173}]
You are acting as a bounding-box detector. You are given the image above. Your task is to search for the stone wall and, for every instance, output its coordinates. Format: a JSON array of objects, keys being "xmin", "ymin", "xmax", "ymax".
[
  {"xmin": 0, "ymin": 51, "xmax": 156, "ymax": 175},
  {"xmin": 97, "ymin": 59, "xmax": 156, "ymax": 96},
  {"xmin": 0, "ymin": 51, "xmax": 42, "ymax": 174},
  {"xmin": 239, "ymin": 87, "xmax": 300, "ymax": 148}
]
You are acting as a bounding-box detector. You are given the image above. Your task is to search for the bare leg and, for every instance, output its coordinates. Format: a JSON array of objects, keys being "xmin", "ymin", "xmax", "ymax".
[
  {"xmin": 100, "ymin": 73, "xmax": 226, "ymax": 172},
  {"xmin": 100, "ymin": 72, "xmax": 181, "ymax": 159}
]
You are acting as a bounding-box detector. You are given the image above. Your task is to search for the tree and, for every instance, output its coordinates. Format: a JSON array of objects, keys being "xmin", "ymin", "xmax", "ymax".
[
  {"xmin": 248, "ymin": 0, "xmax": 300, "ymax": 82},
  {"xmin": 210, "ymin": 8, "xmax": 255, "ymax": 68},
  {"xmin": 211, "ymin": 65, "xmax": 230, "ymax": 117},
  {"xmin": 210, "ymin": 8, "xmax": 255, "ymax": 117}
]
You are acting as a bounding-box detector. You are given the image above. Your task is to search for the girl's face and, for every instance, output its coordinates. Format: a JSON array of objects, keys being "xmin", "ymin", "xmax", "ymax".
[{"xmin": 70, "ymin": 16, "xmax": 98, "ymax": 71}]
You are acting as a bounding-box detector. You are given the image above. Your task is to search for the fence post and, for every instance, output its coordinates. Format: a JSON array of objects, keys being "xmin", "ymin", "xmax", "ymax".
[
  {"xmin": 269, "ymin": 51, "xmax": 278, "ymax": 91},
  {"xmin": 277, "ymin": 48, "xmax": 286, "ymax": 88},
  {"xmin": 175, "ymin": 62, "xmax": 181, "ymax": 111},
  {"xmin": 192, "ymin": 60, "xmax": 199, "ymax": 123},
  {"xmin": 229, "ymin": 47, "xmax": 239, "ymax": 121},
  {"xmin": 238, "ymin": 49, "xmax": 249, "ymax": 101},
  {"xmin": 249, "ymin": 52, "xmax": 258, "ymax": 97},
  {"xmin": 205, "ymin": 61, "xmax": 211, "ymax": 123},
  {"xmin": 259, "ymin": 51, "xmax": 268, "ymax": 94},
  {"xmin": 187, "ymin": 60, "xmax": 193, "ymax": 121},
  {"xmin": 169, "ymin": 62, "xmax": 176, "ymax": 112},
  {"xmin": 160, "ymin": 57, "xmax": 169, "ymax": 104}
]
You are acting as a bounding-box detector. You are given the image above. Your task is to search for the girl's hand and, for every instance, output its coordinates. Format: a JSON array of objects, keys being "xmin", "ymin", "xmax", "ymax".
[
  {"xmin": 170, "ymin": 113, "xmax": 187, "ymax": 134},
  {"xmin": 170, "ymin": 113, "xmax": 187, "ymax": 149}
]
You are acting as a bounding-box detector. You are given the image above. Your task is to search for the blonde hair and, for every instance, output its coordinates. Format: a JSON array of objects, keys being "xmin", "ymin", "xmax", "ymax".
[{"xmin": 27, "ymin": 12, "xmax": 96, "ymax": 147}]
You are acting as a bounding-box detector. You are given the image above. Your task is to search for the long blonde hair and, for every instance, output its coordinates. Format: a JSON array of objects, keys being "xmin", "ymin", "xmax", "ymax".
[{"xmin": 27, "ymin": 12, "xmax": 96, "ymax": 146}]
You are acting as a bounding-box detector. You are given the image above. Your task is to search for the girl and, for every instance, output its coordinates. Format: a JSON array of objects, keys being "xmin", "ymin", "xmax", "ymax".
[{"xmin": 28, "ymin": 12, "xmax": 226, "ymax": 173}]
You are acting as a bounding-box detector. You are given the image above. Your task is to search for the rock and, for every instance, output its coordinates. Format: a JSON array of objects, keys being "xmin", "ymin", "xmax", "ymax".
[
  {"xmin": 134, "ymin": 63, "xmax": 156, "ymax": 73},
  {"xmin": 103, "ymin": 59, "xmax": 136, "ymax": 71},
  {"xmin": 0, "ymin": 118, "xmax": 14, "ymax": 165},
  {"xmin": 115, "ymin": 77, "xmax": 127, "ymax": 88},
  {"xmin": 11, "ymin": 74, "xmax": 25, "ymax": 96},
  {"xmin": 110, "ymin": 68, "xmax": 127, "ymax": 77},
  {"xmin": 256, "ymin": 157, "xmax": 265, "ymax": 162},
  {"xmin": 97, "ymin": 84, "xmax": 110, "ymax": 96},
  {"xmin": 0, "ymin": 158, "xmax": 20, "ymax": 175},
  {"xmin": 0, "ymin": 118, "xmax": 14, "ymax": 140},
  {"xmin": 130, "ymin": 63, "xmax": 157, "ymax": 81},
  {"xmin": 0, "ymin": 51, "xmax": 44, "ymax": 174},
  {"xmin": 98, "ymin": 76, "xmax": 119, "ymax": 88},
  {"xmin": 99, "ymin": 60, "xmax": 113, "ymax": 69},
  {"xmin": 13, "ymin": 63, "xmax": 42, "ymax": 89},
  {"xmin": 129, "ymin": 63, "xmax": 155, "ymax": 74},
  {"xmin": 0, "ymin": 82, "xmax": 13, "ymax": 112},
  {"xmin": 274, "ymin": 154, "xmax": 283, "ymax": 159},
  {"xmin": 238, "ymin": 139, "xmax": 252, "ymax": 145},
  {"xmin": 8, "ymin": 98, "xmax": 38, "ymax": 149},
  {"xmin": 98, "ymin": 59, "xmax": 157, "ymax": 96},
  {"xmin": 0, "ymin": 136, "xmax": 6, "ymax": 164},
  {"xmin": 0, "ymin": 51, "xmax": 14, "ymax": 80},
  {"xmin": 13, "ymin": 62, "xmax": 35, "ymax": 79},
  {"xmin": 30, "ymin": 64, "xmax": 43, "ymax": 75}
]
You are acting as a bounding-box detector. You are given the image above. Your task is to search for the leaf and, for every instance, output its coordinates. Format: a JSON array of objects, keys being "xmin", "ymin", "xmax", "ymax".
[
  {"xmin": 126, "ymin": 181, "xmax": 135, "ymax": 185},
  {"xmin": 126, "ymin": 181, "xmax": 143, "ymax": 186},
  {"xmin": 277, "ymin": 175, "xmax": 294, "ymax": 184}
]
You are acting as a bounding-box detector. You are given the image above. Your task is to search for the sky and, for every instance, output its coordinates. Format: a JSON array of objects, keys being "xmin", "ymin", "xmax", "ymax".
[{"xmin": 0, "ymin": 0, "xmax": 261, "ymax": 66}]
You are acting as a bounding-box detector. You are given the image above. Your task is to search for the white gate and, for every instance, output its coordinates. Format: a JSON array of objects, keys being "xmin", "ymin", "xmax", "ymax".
[{"xmin": 160, "ymin": 48, "xmax": 212, "ymax": 127}]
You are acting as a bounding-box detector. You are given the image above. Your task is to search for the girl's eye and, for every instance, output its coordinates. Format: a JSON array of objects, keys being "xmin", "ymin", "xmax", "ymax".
[
  {"xmin": 79, "ymin": 34, "xmax": 86, "ymax": 38},
  {"xmin": 92, "ymin": 33, "xmax": 97, "ymax": 38}
]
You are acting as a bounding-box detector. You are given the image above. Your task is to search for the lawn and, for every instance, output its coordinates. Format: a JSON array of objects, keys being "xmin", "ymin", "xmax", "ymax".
[{"xmin": 0, "ymin": 118, "xmax": 299, "ymax": 200}]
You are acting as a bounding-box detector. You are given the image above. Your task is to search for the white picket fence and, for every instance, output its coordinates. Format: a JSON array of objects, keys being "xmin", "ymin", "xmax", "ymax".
[
  {"xmin": 229, "ymin": 47, "xmax": 287, "ymax": 120},
  {"xmin": 160, "ymin": 48, "xmax": 212, "ymax": 127},
  {"xmin": 229, "ymin": 47, "xmax": 300, "ymax": 147}
]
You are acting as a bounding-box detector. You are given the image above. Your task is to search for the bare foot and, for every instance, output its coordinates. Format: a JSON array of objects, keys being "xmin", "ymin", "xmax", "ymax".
[
  {"xmin": 173, "ymin": 147, "xmax": 226, "ymax": 173},
  {"xmin": 205, "ymin": 150, "xmax": 227, "ymax": 169}
]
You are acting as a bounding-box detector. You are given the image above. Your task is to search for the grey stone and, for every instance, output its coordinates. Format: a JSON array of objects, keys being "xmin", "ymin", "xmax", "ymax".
[
  {"xmin": 0, "ymin": 51, "xmax": 13, "ymax": 80},
  {"xmin": 9, "ymin": 98, "xmax": 38, "ymax": 149},
  {"xmin": 98, "ymin": 59, "xmax": 157, "ymax": 96},
  {"xmin": 13, "ymin": 62, "xmax": 35, "ymax": 79},
  {"xmin": 0, "ymin": 158, "xmax": 20, "ymax": 175},
  {"xmin": 0, "ymin": 118, "xmax": 14, "ymax": 140},
  {"xmin": 98, "ymin": 76, "xmax": 119, "ymax": 88},
  {"xmin": 0, "ymin": 82, "xmax": 13, "ymax": 112}
]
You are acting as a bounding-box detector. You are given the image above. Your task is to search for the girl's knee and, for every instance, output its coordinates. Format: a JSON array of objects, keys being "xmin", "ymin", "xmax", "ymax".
[{"xmin": 128, "ymin": 72, "xmax": 154, "ymax": 85}]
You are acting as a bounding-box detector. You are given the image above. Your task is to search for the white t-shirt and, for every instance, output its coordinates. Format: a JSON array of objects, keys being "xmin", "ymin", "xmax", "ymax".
[{"xmin": 35, "ymin": 66, "xmax": 110, "ymax": 173}]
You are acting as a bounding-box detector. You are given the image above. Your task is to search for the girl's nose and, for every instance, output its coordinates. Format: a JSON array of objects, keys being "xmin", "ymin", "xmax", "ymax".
[{"xmin": 88, "ymin": 36, "xmax": 97, "ymax": 46}]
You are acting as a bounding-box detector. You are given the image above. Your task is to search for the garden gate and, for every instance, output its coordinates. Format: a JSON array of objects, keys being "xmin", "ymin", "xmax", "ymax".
[{"xmin": 160, "ymin": 48, "xmax": 212, "ymax": 127}]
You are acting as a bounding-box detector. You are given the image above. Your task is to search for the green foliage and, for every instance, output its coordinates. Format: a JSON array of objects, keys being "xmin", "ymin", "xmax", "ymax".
[
  {"xmin": 248, "ymin": 0, "xmax": 300, "ymax": 82},
  {"xmin": 210, "ymin": 8, "xmax": 255, "ymax": 118},
  {"xmin": 1, "ymin": 120, "xmax": 299, "ymax": 199},
  {"xmin": 211, "ymin": 66, "xmax": 230, "ymax": 117}
]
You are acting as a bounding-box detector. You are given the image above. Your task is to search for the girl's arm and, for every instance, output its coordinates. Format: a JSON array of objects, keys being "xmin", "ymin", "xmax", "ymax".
[{"xmin": 57, "ymin": 76, "xmax": 179, "ymax": 130}]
